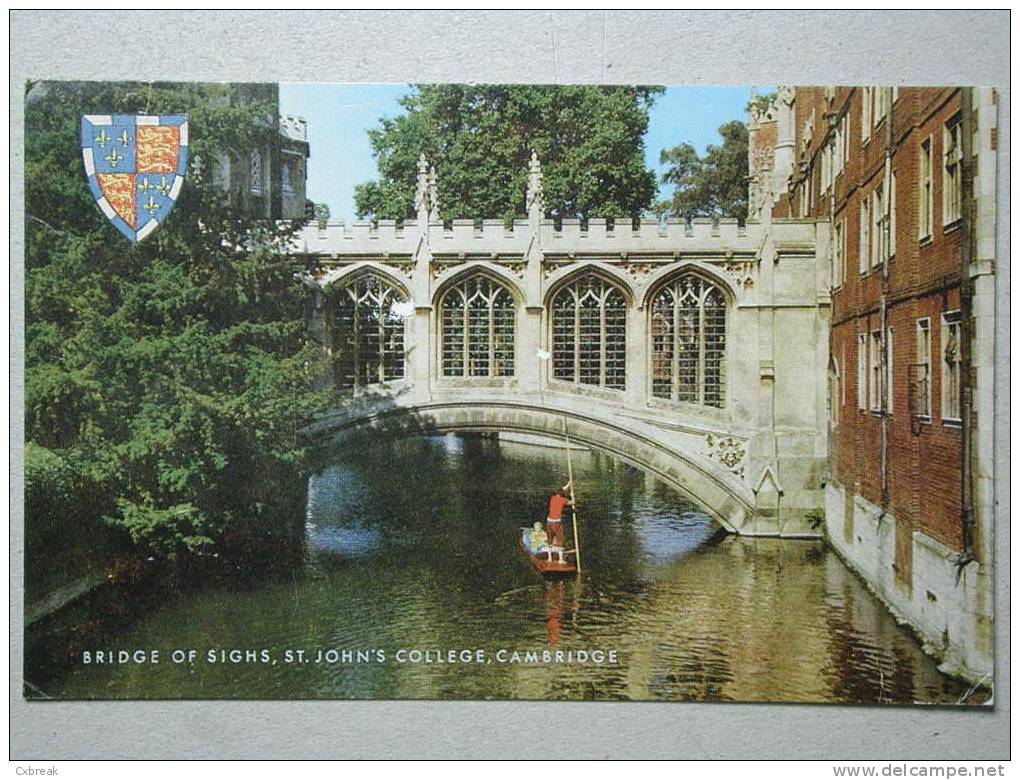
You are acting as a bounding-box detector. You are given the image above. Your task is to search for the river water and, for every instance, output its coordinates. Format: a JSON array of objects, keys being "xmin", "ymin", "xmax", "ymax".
[{"xmin": 47, "ymin": 435, "xmax": 982, "ymax": 704}]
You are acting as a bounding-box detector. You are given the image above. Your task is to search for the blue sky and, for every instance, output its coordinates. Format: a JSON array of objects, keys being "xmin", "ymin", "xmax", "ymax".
[{"xmin": 280, "ymin": 83, "xmax": 760, "ymax": 222}]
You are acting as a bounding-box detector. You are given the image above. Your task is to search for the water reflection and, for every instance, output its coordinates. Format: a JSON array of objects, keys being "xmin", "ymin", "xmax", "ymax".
[{"xmin": 46, "ymin": 434, "xmax": 983, "ymax": 704}]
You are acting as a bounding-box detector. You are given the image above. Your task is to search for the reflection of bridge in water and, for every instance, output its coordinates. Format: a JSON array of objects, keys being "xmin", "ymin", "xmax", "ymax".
[{"xmin": 295, "ymin": 154, "xmax": 830, "ymax": 536}]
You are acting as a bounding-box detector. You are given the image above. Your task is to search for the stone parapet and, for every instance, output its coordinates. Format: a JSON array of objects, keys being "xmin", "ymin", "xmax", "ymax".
[{"xmin": 292, "ymin": 216, "xmax": 776, "ymax": 258}]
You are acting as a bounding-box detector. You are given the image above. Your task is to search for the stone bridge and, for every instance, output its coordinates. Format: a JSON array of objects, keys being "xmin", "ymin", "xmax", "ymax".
[{"xmin": 294, "ymin": 155, "xmax": 830, "ymax": 536}]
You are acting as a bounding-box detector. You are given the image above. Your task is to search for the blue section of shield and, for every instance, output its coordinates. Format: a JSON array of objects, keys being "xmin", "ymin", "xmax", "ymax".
[
  {"xmin": 82, "ymin": 114, "xmax": 188, "ymax": 243},
  {"xmin": 88, "ymin": 115, "xmax": 136, "ymax": 174},
  {"xmin": 134, "ymin": 173, "xmax": 178, "ymax": 228},
  {"xmin": 108, "ymin": 213, "xmax": 137, "ymax": 243},
  {"xmin": 86, "ymin": 173, "xmax": 103, "ymax": 202}
]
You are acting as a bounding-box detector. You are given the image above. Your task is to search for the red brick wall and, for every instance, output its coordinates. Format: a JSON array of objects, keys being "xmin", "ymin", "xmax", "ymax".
[{"xmin": 784, "ymin": 87, "xmax": 967, "ymax": 557}]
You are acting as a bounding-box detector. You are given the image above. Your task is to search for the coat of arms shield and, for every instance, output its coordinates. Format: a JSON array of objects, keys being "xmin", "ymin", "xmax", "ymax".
[{"xmin": 80, "ymin": 114, "xmax": 188, "ymax": 242}]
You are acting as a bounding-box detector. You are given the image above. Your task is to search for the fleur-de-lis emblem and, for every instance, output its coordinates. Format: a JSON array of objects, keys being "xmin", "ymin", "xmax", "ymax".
[
  {"xmin": 81, "ymin": 113, "xmax": 189, "ymax": 243},
  {"xmin": 104, "ymin": 148, "xmax": 124, "ymax": 168}
]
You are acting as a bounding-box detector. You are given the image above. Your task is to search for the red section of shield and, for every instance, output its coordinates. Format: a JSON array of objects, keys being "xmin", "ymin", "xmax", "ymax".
[
  {"xmin": 136, "ymin": 125, "xmax": 180, "ymax": 173},
  {"xmin": 96, "ymin": 173, "xmax": 137, "ymax": 228}
]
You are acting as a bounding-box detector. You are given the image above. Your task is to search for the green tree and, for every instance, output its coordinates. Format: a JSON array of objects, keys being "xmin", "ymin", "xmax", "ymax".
[
  {"xmin": 24, "ymin": 81, "xmax": 328, "ymax": 557},
  {"xmin": 658, "ymin": 119, "xmax": 750, "ymax": 222},
  {"xmin": 747, "ymin": 90, "xmax": 777, "ymax": 118},
  {"xmin": 354, "ymin": 84, "xmax": 664, "ymax": 222}
]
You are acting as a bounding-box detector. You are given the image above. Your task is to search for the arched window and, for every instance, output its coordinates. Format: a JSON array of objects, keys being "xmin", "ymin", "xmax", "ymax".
[
  {"xmin": 249, "ymin": 150, "xmax": 263, "ymax": 195},
  {"xmin": 332, "ymin": 274, "xmax": 407, "ymax": 390},
  {"xmin": 551, "ymin": 274, "xmax": 627, "ymax": 390},
  {"xmin": 828, "ymin": 357, "xmax": 840, "ymax": 425},
  {"xmin": 649, "ymin": 273, "xmax": 727, "ymax": 408},
  {"xmin": 440, "ymin": 275, "xmax": 515, "ymax": 378}
]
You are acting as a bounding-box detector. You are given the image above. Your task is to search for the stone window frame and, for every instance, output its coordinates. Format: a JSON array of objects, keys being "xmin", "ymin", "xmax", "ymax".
[
  {"xmin": 831, "ymin": 114, "xmax": 848, "ymax": 179},
  {"xmin": 869, "ymin": 329, "xmax": 883, "ymax": 413},
  {"xmin": 646, "ymin": 270, "xmax": 729, "ymax": 410},
  {"xmin": 549, "ymin": 272, "xmax": 628, "ymax": 392},
  {"xmin": 872, "ymin": 87, "xmax": 891, "ymax": 129},
  {"xmin": 943, "ymin": 115, "xmax": 964, "ymax": 229},
  {"xmin": 439, "ymin": 273, "xmax": 517, "ymax": 380},
  {"xmin": 861, "ymin": 87, "xmax": 872, "ymax": 143},
  {"xmin": 889, "ymin": 170, "xmax": 897, "ymax": 260},
  {"xmin": 250, "ymin": 149, "xmax": 264, "ymax": 195},
  {"xmin": 885, "ymin": 326, "xmax": 894, "ymax": 415},
  {"xmin": 918, "ymin": 136, "xmax": 934, "ymax": 241},
  {"xmin": 820, "ymin": 142, "xmax": 830, "ymax": 194},
  {"xmin": 857, "ymin": 332, "xmax": 867, "ymax": 412},
  {"xmin": 799, "ymin": 167, "xmax": 813, "ymax": 219},
  {"xmin": 281, "ymin": 161, "xmax": 294, "ymax": 194},
  {"xmin": 330, "ymin": 271, "xmax": 409, "ymax": 391},
  {"xmin": 870, "ymin": 183, "xmax": 885, "ymax": 270},
  {"xmin": 831, "ymin": 217, "xmax": 845, "ymax": 290},
  {"xmin": 859, "ymin": 197, "xmax": 870, "ymax": 274},
  {"xmin": 840, "ymin": 114, "xmax": 850, "ymax": 166},
  {"xmin": 913, "ymin": 317, "xmax": 933, "ymax": 421},
  {"xmin": 828, "ymin": 355, "xmax": 841, "ymax": 426},
  {"xmin": 841, "ymin": 341, "xmax": 847, "ymax": 408},
  {"xmin": 941, "ymin": 310, "xmax": 963, "ymax": 424}
]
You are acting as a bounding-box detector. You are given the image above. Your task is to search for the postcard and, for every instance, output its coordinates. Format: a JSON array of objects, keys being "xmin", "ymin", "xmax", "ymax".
[{"xmin": 21, "ymin": 79, "xmax": 997, "ymax": 705}]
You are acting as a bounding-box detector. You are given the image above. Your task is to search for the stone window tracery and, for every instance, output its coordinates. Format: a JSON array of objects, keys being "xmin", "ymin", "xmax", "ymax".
[
  {"xmin": 332, "ymin": 274, "xmax": 407, "ymax": 390},
  {"xmin": 649, "ymin": 273, "xmax": 727, "ymax": 408},
  {"xmin": 250, "ymin": 150, "xmax": 263, "ymax": 195},
  {"xmin": 551, "ymin": 274, "xmax": 626, "ymax": 390},
  {"xmin": 440, "ymin": 276, "xmax": 515, "ymax": 378}
]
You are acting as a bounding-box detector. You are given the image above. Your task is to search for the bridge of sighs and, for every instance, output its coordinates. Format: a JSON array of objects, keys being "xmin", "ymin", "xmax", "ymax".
[{"xmin": 294, "ymin": 155, "xmax": 830, "ymax": 536}]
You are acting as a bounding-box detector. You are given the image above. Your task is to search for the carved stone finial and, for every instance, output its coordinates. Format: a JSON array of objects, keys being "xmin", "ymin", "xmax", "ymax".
[
  {"xmin": 428, "ymin": 164, "xmax": 439, "ymax": 222},
  {"xmin": 526, "ymin": 150, "xmax": 543, "ymax": 217},
  {"xmin": 414, "ymin": 153, "xmax": 429, "ymax": 219}
]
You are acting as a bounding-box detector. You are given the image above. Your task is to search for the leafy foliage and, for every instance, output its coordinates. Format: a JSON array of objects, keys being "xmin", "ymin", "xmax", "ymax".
[
  {"xmin": 24, "ymin": 81, "xmax": 328, "ymax": 556},
  {"xmin": 354, "ymin": 84, "xmax": 664, "ymax": 222},
  {"xmin": 747, "ymin": 90, "xmax": 777, "ymax": 118},
  {"xmin": 657, "ymin": 120, "xmax": 750, "ymax": 223}
]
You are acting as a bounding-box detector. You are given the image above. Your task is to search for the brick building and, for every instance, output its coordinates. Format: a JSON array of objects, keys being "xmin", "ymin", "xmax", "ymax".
[{"xmin": 749, "ymin": 86, "xmax": 997, "ymax": 681}]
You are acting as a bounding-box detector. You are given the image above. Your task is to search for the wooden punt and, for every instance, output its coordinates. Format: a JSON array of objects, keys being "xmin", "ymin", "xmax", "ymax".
[{"xmin": 518, "ymin": 528, "xmax": 577, "ymax": 576}]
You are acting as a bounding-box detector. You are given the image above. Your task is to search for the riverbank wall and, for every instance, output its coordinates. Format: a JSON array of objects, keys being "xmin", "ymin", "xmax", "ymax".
[{"xmin": 824, "ymin": 482, "xmax": 994, "ymax": 688}]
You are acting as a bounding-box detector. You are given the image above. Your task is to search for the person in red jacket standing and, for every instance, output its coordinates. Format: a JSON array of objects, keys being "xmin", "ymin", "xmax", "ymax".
[{"xmin": 545, "ymin": 483, "xmax": 573, "ymax": 548}]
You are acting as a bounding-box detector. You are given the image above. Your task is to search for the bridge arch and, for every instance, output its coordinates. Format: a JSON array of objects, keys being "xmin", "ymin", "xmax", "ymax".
[{"xmin": 315, "ymin": 398, "xmax": 756, "ymax": 533}]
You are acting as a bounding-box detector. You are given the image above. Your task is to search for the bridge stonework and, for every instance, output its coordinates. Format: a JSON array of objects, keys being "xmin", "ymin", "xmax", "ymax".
[{"xmin": 294, "ymin": 156, "xmax": 831, "ymax": 536}]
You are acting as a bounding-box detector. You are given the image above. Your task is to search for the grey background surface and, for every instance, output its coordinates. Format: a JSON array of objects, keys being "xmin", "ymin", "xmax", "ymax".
[{"xmin": 9, "ymin": 10, "xmax": 1010, "ymax": 760}]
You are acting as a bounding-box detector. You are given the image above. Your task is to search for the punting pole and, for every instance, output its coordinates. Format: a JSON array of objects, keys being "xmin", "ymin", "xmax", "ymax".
[{"xmin": 563, "ymin": 417, "xmax": 582, "ymax": 574}]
